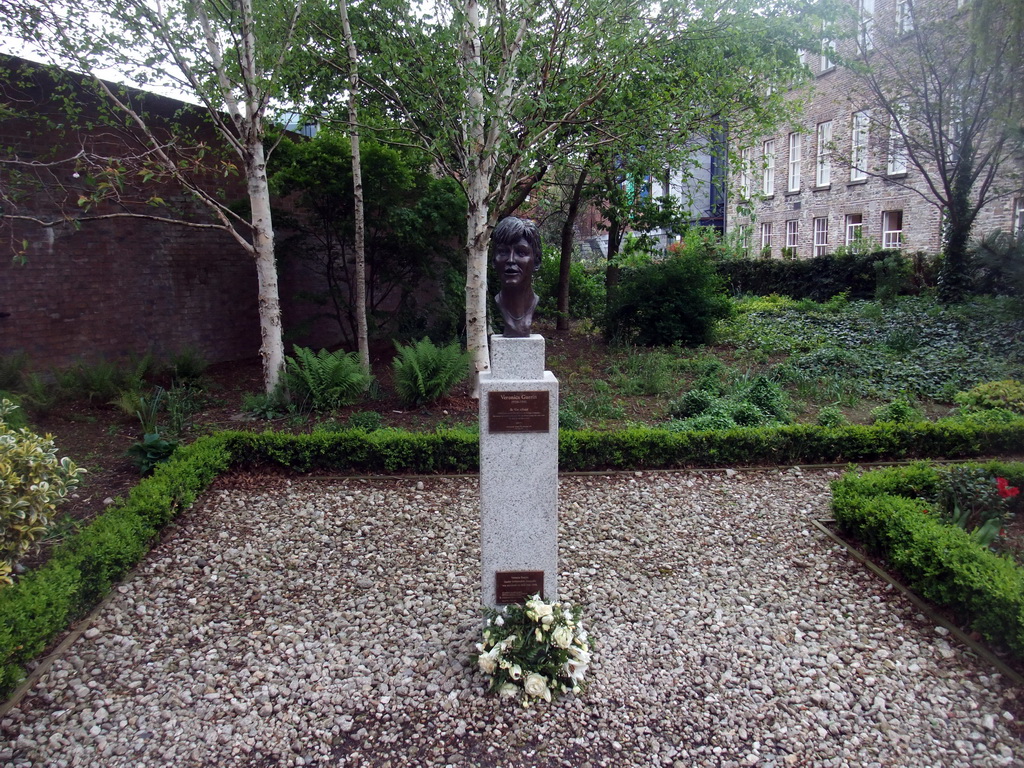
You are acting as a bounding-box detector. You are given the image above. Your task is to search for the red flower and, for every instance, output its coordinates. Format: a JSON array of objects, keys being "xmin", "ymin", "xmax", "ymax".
[{"xmin": 996, "ymin": 477, "xmax": 1020, "ymax": 499}]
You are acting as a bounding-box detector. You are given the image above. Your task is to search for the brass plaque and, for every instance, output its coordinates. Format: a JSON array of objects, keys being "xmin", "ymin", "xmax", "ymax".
[
  {"xmin": 488, "ymin": 391, "xmax": 549, "ymax": 433},
  {"xmin": 495, "ymin": 571, "xmax": 544, "ymax": 605}
]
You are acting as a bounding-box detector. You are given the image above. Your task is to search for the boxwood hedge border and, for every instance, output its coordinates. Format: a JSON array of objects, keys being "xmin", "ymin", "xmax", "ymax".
[
  {"xmin": 2, "ymin": 418, "xmax": 1023, "ymax": 696},
  {"xmin": 831, "ymin": 460, "xmax": 1024, "ymax": 659}
]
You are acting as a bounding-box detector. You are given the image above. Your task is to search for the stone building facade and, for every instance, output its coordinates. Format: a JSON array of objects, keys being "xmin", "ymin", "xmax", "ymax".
[{"xmin": 727, "ymin": 0, "xmax": 1024, "ymax": 259}]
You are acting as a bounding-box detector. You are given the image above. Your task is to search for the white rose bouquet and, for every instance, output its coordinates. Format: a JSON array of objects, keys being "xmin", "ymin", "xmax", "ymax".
[{"xmin": 471, "ymin": 595, "xmax": 594, "ymax": 706}]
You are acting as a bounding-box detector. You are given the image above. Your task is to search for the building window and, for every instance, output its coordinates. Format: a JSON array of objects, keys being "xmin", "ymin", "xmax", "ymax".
[
  {"xmin": 851, "ymin": 111, "xmax": 870, "ymax": 181},
  {"xmin": 788, "ymin": 133, "xmax": 802, "ymax": 192},
  {"xmin": 896, "ymin": 0, "xmax": 913, "ymax": 34},
  {"xmin": 816, "ymin": 121, "xmax": 833, "ymax": 186},
  {"xmin": 845, "ymin": 213, "xmax": 863, "ymax": 245},
  {"xmin": 785, "ymin": 219, "xmax": 799, "ymax": 248},
  {"xmin": 1014, "ymin": 198, "xmax": 1024, "ymax": 237},
  {"xmin": 760, "ymin": 222, "xmax": 773, "ymax": 255},
  {"xmin": 762, "ymin": 140, "xmax": 776, "ymax": 196},
  {"xmin": 887, "ymin": 108, "xmax": 908, "ymax": 175},
  {"xmin": 820, "ymin": 32, "xmax": 834, "ymax": 72},
  {"xmin": 797, "ymin": 49, "xmax": 807, "ymax": 67},
  {"xmin": 882, "ymin": 210, "xmax": 903, "ymax": 249},
  {"xmin": 813, "ymin": 217, "xmax": 829, "ymax": 256},
  {"xmin": 858, "ymin": 0, "xmax": 874, "ymax": 53},
  {"xmin": 740, "ymin": 147, "xmax": 753, "ymax": 198}
]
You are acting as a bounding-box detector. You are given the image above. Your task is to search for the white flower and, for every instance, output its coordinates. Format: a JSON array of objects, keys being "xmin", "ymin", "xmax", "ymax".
[
  {"xmin": 494, "ymin": 615, "xmax": 505, "ymax": 627},
  {"xmin": 541, "ymin": 614, "xmax": 554, "ymax": 626},
  {"xmin": 568, "ymin": 646, "xmax": 591, "ymax": 665},
  {"xmin": 535, "ymin": 627, "xmax": 544, "ymax": 643},
  {"xmin": 566, "ymin": 659, "xmax": 589, "ymax": 683},
  {"xmin": 526, "ymin": 598, "xmax": 554, "ymax": 623},
  {"xmin": 499, "ymin": 634, "xmax": 517, "ymax": 651},
  {"xmin": 477, "ymin": 648, "xmax": 500, "ymax": 675},
  {"xmin": 509, "ymin": 664, "xmax": 523, "ymax": 681},
  {"xmin": 524, "ymin": 673, "xmax": 552, "ymax": 702},
  {"xmin": 498, "ymin": 683, "xmax": 519, "ymax": 699},
  {"xmin": 551, "ymin": 625, "xmax": 573, "ymax": 649}
]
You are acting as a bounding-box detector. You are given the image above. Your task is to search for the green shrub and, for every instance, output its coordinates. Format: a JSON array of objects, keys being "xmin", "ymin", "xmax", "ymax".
[
  {"xmin": 954, "ymin": 379, "xmax": 1024, "ymax": 415},
  {"xmin": 0, "ymin": 353, "xmax": 27, "ymax": 391},
  {"xmin": 558, "ymin": 402, "xmax": 585, "ymax": 430},
  {"xmin": 832, "ymin": 463, "xmax": 1024, "ymax": 658},
  {"xmin": 0, "ymin": 400, "xmax": 85, "ymax": 585},
  {"xmin": 242, "ymin": 387, "xmax": 292, "ymax": 420},
  {"xmin": 346, "ymin": 410, "xmax": 384, "ymax": 431},
  {"xmin": 606, "ymin": 252, "xmax": 733, "ymax": 347},
  {"xmin": 668, "ymin": 389, "xmax": 717, "ymax": 419},
  {"xmin": 744, "ymin": 375, "xmax": 792, "ymax": 423},
  {"xmin": 534, "ymin": 249, "xmax": 606, "ymax": 323},
  {"xmin": 874, "ymin": 253, "xmax": 913, "ymax": 303},
  {"xmin": 609, "ymin": 349, "xmax": 674, "ymax": 395},
  {"xmin": 815, "ymin": 405, "xmax": 850, "ymax": 428},
  {"xmin": 392, "ymin": 338, "xmax": 470, "ymax": 407},
  {"xmin": 870, "ymin": 396, "xmax": 923, "ymax": 424},
  {"xmin": 126, "ymin": 432, "xmax": 179, "ymax": 476},
  {"xmin": 286, "ymin": 346, "xmax": 371, "ymax": 412},
  {"xmin": 167, "ymin": 346, "xmax": 209, "ymax": 386}
]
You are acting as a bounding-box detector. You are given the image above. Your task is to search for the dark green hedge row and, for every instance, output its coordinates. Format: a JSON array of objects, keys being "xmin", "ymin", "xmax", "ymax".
[
  {"xmin": 831, "ymin": 461, "xmax": 1024, "ymax": 658},
  {"xmin": 713, "ymin": 250, "xmax": 935, "ymax": 301},
  {"xmin": 2, "ymin": 418, "xmax": 1023, "ymax": 696}
]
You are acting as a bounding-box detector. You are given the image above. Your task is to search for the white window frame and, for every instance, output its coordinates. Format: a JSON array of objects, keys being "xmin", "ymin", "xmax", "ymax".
[
  {"xmin": 845, "ymin": 213, "xmax": 864, "ymax": 245},
  {"xmin": 788, "ymin": 133, "xmax": 802, "ymax": 192},
  {"xmin": 882, "ymin": 210, "xmax": 904, "ymax": 249},
  {"xmin": 816, "ymin": 121, "xmax": 833, "ymax": 186},
  {"xmin": 785, "ymin": 219, "xmax": 799, "ymax": 248},
  {"xmin": 813, "ymin": 217, "xmax": 829, "ymax": 256},
  {"xmin": 858, "ymin": 0, "xmax": 875, "ymax": 53},
  {"xmin": 760, "ymin": 222, "xmax": 773, "ymax": 254},
  {"xmin": 887, "ymin": 107, "xmax": 908, "ymax": 175},
  {"xmin": 896, "ymin": 0, "xmax": 914, "ymax": 34},
  {"xmin": 821, "ymin": 36, "xmax": 834, "ymax": 72},
  {"xmin": 762, "ymin": 140, "xmax": 775, "ymax": 196},
  {"xmin": 1014, "ymin": 198, "xmax": 1024, "ymax": 237},
  {"xmin": 740, "ymin": 147, "xmax": 753, "ymax": 199},
  {"xmin": 851, "ymin": 111, "xmax": 870, "ymax": 181}
]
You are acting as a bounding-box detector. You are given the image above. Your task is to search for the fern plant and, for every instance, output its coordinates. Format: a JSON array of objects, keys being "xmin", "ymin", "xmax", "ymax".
[
  {"xmin": 285, "ymin": 346, "xmax": 372, "ymax": 412},
  {"xmin": 392, "ymin": 338, "xmax": 470, "ymax": 407}
]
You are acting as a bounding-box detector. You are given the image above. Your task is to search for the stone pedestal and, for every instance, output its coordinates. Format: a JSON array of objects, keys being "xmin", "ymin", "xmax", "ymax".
[{"xmin": 479, "ymin": 335, "xmax": 559, "ymax": 608}]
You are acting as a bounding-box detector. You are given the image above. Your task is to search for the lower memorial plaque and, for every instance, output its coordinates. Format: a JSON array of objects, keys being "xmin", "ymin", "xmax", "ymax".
[{"xmin": 495, "ymin": 571, "xmax": 545, "ymax": 604}]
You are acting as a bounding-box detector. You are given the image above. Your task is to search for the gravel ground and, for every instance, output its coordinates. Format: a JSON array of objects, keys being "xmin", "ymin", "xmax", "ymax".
[{"xmin": 1, "ymin": 467, "xmax": 1021, "ymax": 768}]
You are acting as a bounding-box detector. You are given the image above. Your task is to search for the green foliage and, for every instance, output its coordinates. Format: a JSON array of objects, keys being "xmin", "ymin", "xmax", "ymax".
[
  {"xmin": 606, "ymin": 252, "xmax": 733, "ymax": 346},
  {"xmin": 165, "ymin": 385, "xmax": 204, "ymax": 436},
  {"xmin": 934, "ymin": 465, "xmax": 1016, "ymax": 544},
  {"xmin": 285, "ymin": 346, "xmax": 371, "ymax": 413},
  {"xmin": 271, "ymin": 134, "xmax": 467, "ymax": 346},
  {"xmin": 954, "ymin": 379, "xmax": 1024, "ymax": 414},
  {"xmin": 716, "ymin": 250, "xmax": 936, "ymax": 302},
  {"xmin": 831, "ymin": 463, "xmax": 1024, "ymax": 658},
  {"xmin": 62, "ymin": 357, "xmax": 149, "ymax": 403},
  {"xmin": 815, "ymin": 405, "xmax": 850, "ymax": 428},
  {"xmin": 126, "ymin": 432, "xmax": 178, "ymax": 476},
  {"xmin": 870, "ymin": 396, "xmax": 923, "ymax": 425},
  {"xmin": 558, "ymin": 402, "xmax": 585, "ymax": 431},
  {"xmin": 666, "ymin": 373, "xmax": 791, "ymax": 430},
  {"xmin": 392, "ymin": 338, "xmax": 470, "ymax": 407},
  {"xmin": 0, "ymin": 352, "xmax": 27, "ymax": 391},
  {"xmin": 607, "ymin": 349, "xmax": 674, "ymax": 395},
  {"xmin": 970, "ymin": 230, "xmax": 1024, "ymax": 303},
  {"xmin": 113, "ymin": 386, "xmax": 166, "ymax": 435},
  {"xmin": 534, "ymin": 249, "xmax": 606, "ymax": 324},
  {"xmin": 166, "ymin": 346, "xmax": 209, "ymax": 386},
  {"xmin": 345, "ymin": 411, "xmax": 384, "ymax": 431},
  {"xmin": 0, "ymin": 400, "xmax": 85, "ymax": 585},
  {"xmin": 242, "ymin": 387, "xmax": 292, "ymax": 420}
]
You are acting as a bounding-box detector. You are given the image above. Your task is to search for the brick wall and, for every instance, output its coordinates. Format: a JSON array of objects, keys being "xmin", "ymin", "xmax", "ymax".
[
  {"xmin": 0, "ymin": 56, "xmax": 305, "ymax": 374},
  {"xmin": 727, "ymin": 0, "xmax": 1023, "ymax": 259}
]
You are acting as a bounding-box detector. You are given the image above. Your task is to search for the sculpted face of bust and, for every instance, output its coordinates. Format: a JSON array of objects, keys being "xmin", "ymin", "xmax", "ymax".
[{"xmin": 492, "ymin": 217, "xmax": 542, "ymax": 337}]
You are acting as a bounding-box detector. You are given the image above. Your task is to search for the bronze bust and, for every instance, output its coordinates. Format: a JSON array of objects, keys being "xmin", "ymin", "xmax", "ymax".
[{"xmin": 492, "ymin": 217, "xmax": 542, "ymax": 337}]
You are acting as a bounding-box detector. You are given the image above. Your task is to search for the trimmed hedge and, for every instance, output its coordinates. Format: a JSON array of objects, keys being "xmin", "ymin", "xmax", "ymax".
[
  {"xmin": 2, "ymin": 418, "xmax": 1023, "ymax": 696},
  {"xmin": 831, "ymin": 461, "xmax": 1024, "ymax": 658},
  {"xmin": 714, "ymin": 250, "xmax": 935, "ymax": 301}
]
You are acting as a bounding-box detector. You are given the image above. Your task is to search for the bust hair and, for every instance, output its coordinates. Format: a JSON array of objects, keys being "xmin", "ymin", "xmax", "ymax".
[{"xmin": 492, "ymin": 217, "xmax": 542, "ymax": 262}]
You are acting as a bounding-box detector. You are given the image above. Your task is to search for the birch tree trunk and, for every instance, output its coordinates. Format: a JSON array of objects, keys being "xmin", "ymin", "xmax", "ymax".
[
  {"xmin": 247, "ymin": 141, "xmax": 285, "ymax": 393},
  {"xmin": 339, "ymin": 0, "xmax": 369, "ymax": 373},
  {"xmin": 461, "ymin": 0, "xmax": 491, "ymax": 383}
]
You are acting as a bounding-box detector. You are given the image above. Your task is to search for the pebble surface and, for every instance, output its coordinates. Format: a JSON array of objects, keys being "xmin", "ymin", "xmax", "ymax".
[{"xmin": 1, "ymin": 467, "xmax": 1021, "ymax": 767}]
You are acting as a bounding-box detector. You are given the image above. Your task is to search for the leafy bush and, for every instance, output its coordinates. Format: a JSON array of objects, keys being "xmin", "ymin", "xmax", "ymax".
[
  {"xmin": 126, "ymin": 432, "xmax": 179, "ymax": 476},
  {"xmin": 0, "ymin": 400, "xmax": 85, "ymax": 585},
  {"xmin": 0, "ymin": 353, "xmax": 27, "ymax": 391},
  {"xmin": 242, "ymin": 387, "xmax": 292, "ymax": 420},
  {"xmin": 558, "ymin": 402, "xmax": 585, "ymax": 431},
  {"xmin": 608, "ymin": 349, "xmax": 674, "ymax": 395},
  {"xmin": 605, "ymin": 252, "xmax": 733, "ymax": 346},
  {"xmin": 832, "ymin": 462, "xmax": 1024, "ymax": 658},
  {"xmin": 392, "ymin": 338, "xmax": 470, "ymax": 407},
  {"xmin": 815, "ymin": 405, "xmax": 850, "ymax": 428},
  {"xmin": 870, "ymin": 396, "xmax": 923, "ymax": 424},
  {"xmin": 874, "ymin": 253, "xmax": 913, "ymax": 303},
  {"xmin": 346, "ymin": 410, "xmax": 384, "ymax": 431},
  {"xmin": 286, "ymin": 346, "xmax": 371, "ymax": 412},
  {"xmin": 534, "ymin": 249, "xmax": 606, "ymax": 324},
  {"xmin": 166, "ymin": 346, "xmax": 209, "ymax": 386},
  {"xmin": 668, "ymin": 389, "xmax": 718, "ymax": 419},
  {"xmin": 954, "ymin": 379, "xmax": 1024, "ymax": 415}
]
